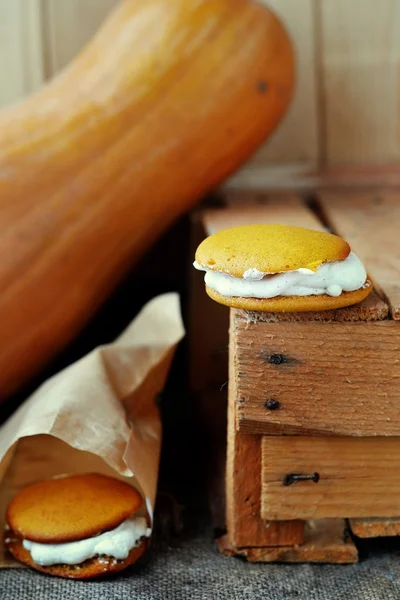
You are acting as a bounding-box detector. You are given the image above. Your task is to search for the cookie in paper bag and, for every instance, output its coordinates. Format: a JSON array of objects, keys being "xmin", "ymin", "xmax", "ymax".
[{"xmin": 5, "ymin": 473, "xmax": 151, "ymax": 579}]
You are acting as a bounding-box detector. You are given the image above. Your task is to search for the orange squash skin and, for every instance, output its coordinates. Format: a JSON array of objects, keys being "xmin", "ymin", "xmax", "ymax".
[{"xmin": 0, "ymin": 0, "xmax": 294, "ymax": 399}]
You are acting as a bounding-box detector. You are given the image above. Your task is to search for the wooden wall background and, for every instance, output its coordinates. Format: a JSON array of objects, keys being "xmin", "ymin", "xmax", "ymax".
[{"xmin": 1, "ymin": 0, "xmax": 399, "ymax": 179}]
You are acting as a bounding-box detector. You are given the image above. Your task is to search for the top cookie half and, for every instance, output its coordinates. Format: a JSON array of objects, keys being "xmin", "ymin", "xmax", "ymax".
[
  {"xmin": 195, "ymin": 224, "xmax": 350, "ymax": 277},
  {"xmin": 6, "ymin": 473, "xmax": 143, "ymax": 543}
]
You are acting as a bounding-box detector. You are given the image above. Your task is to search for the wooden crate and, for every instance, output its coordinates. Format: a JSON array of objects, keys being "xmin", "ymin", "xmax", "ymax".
[{"xmin": 190, "ymin": 189, "xmax": 400, "ymax": 563}]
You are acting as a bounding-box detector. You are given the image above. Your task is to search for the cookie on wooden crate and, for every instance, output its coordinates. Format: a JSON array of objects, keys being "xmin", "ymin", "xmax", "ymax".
[
  {"xmin": 194, "ymin": 224, "xmax": 372, "ymax": 311},
  {"xmin": 5, "ymin": 473, "xmax": 151, "ymax": 579}
]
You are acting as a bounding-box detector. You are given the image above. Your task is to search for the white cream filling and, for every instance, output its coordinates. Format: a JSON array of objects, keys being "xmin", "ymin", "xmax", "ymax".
[
  {"xmin": 194, "ymin": 252, "xmax": 368, "ymax": 299},
  {"xmin": 22, "ymin": 517, "xmax": 151, "ymax": 566}
]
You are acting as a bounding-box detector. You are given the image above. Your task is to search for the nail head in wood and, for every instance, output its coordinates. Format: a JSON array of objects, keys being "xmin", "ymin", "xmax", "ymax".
[
  {"xmin": 268, "ymin": 354, "xmax": 286, "ymax": 365},
  {"xmin": 283, "ymin": 473, "xmax": 320, "ymax": 486},
  {"xmin": 264, "ymin": 399, "xmax": 281, "ymax": 411}
]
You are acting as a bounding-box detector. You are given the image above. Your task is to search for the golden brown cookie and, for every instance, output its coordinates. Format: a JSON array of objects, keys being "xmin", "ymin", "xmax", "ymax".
[
  {"xmin": 195, "ymin": 224, "xmax": 372, "ymax": 312},
  {"xmin": 206, "ymin": 280, "xmax": 373, "ymax": 312},
  {"xmin": 6, "ymin": 473, "xmax": 142, "ymax": 543},
  {"xmin": 5, "ymin": 473, "xmax": 149, "ymax": 580},
  {"xmin": 5, "ymin": 534, "xmax": 147, "ymax": 580},
  {"xmin": 195, "ymin": 224, "xmax": 350, "ymax": 276}
]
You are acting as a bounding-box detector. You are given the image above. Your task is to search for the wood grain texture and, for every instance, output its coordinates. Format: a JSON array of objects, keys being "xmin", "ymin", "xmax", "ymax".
[
  {"xmin": 318, "ymin": 0, "xmax": 400, "ymax": 165},
  {"xmin": 0, "ymin": 0, "xmax": 44, "ymax": 109},
  {"xmin": 234, "ymin": 318, "xmax": 400, "ymax": 436},
  {"xmin": 218, "ymin": 520, "xmax": 357, "ymax": 564},
  {"xmin": 319, "ymin": 191, "xmax": 400, "ymax": 319},
  {"xmin": 226, "ymin": 311, "xmax": 304, "ymax": 548},
  {"xmin": 349, "ymin": 518, "xmax": 400, "ymax": 539},
  {"xmin": 203, "ymin": 191, "xmax": 326, "ymax": 233},
  {"xmin": 226, "ymin": 165, "xmax": 400, "ymax": 192},
  {"xmin": 43, "ymin": 0, "xmax": 116, "ymax": 77},
  {"xmin": 246, "ymin": 0, "xmax": 319, "ymax": 167},
  {"xmin": 261, "ymin": 436, "xmax": 400, "ymax": 520}
]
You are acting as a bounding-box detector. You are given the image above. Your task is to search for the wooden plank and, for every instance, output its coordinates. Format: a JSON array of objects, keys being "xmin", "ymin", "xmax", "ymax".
[
  {"xmin": 43, "ymin": 0, "xmax": 116, "ymax": 76},
  {"xmin": 261, "ymin": 436, "xmax": 400, "ymax": 520},
  {"xmin": 349, "ymin": 518, "xmax": 400, "ymax": 539},
  {"xmin": 318, "ymin": 0, "xmax": 400, "ymax": 165},
  {"xmin": 248, "ymin": 520, "xmax": 358, "ymax": 563},
  {"xmin": 225, "ymin": 166, "xmax": 400, "ymax": 192},
  {"xmin": 234, "ymin": 318, "xmax": 400, "ymax": 437},
  {"xmin": 242, "ymin": 0, "xmax": 319, "ymax": 169},
  {"xmin": 226, "ymin": 311, "xmax": 304, "ymax": 548},
  {"xmin": 0, "ymin": 0, "xmax": 44, "ymax": 109},
  {"xmin": 219, "ymin": 520, "xmax": 358, "ymax": 564},
  {"xmin": 319, "ymin": 190, "xmax": 400, "ymax": 319},
  {"xmin": 203, "ymin": 191, "xmax": 325, "ymax": 233}
]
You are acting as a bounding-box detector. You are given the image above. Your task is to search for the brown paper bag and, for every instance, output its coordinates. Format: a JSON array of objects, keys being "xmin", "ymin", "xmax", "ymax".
[{"xmin": 0, "ymin": 293, "xmax": 185, "ymax": 567}]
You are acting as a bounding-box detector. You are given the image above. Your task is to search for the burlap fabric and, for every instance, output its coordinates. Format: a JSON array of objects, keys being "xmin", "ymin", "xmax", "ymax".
[{"xmin": 2, "ymin": 518, "xmax": 400, "ymax": 600}]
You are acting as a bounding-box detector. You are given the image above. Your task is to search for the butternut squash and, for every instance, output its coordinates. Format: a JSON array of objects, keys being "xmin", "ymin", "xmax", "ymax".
[{"xmin": 0, "ymin": 0, "xmax": 294, "ymax": 400}]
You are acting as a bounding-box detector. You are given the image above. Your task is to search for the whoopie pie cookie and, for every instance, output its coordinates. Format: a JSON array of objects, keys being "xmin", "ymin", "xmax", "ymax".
[
  {"xmin": 194, "ymin": 224, "xmax": 372, "ymax": 312},
  {"xmin": 5, "ymin": 473, "xmax": 151, "ymax": 579}
]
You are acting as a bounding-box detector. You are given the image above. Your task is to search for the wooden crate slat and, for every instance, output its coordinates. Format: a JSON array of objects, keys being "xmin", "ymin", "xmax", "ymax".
[
  {"xmin": 219, "ymin": 519, "xmax": 358, "ymax": 564},
  {"xmin": 244, "ymin": 0, "xmax": 319, "ymax": 168},
  {"xmin": 226, "ymin": 311, "xmax": 304, "ymax": 548},
  {"xmin": 203, "ymin": 191, "xmax": 325, "ymax": 233},
  {"xmin": 349, "ymin": 518, "xmax": 400, "ymax": 539},
  {"xmin": 261, "ymin": 436, "xmax": 400, "ymax": 520},
  {"xmin": 43, "ymin": 0, "xmax": 115, "ymax": 77},
  {"xmin": 226, "ymin": 165, "xmax": 400, "ymax": 194},
  {"xmin": 233, "ymin": 316, "xmax": 400, "ymax": 437},
  {"xmin": 319, "ymin": 190, "xmax": 400, "ymax": 319},
  {"xmin": 318, "ymin": 0, "xmax": 400, "ymax": 165},
  {"xmin": 0, "ymin": 0, "xmax": 44, "ymax": 109}
]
